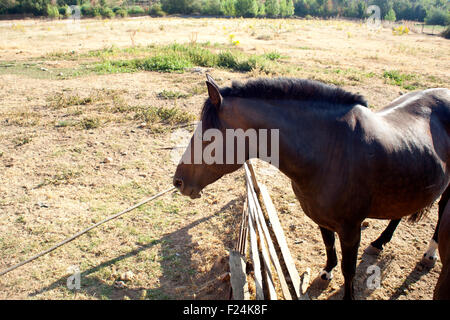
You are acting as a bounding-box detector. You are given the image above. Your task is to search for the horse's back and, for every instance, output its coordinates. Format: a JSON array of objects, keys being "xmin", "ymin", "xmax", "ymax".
[
  {"xmin": 434, "ymin": 198, "xmax": 450, "ymax": 300},
  {"xmin": 378, "ymin": 88, "xmax": 450, "ymax": 117}
]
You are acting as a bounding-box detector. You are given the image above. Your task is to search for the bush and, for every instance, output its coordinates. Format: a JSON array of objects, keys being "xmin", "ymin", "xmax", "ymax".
[
  {"xmin": 235, "ymin": 0, "xmax": 258, "ymax": 17},
  {"xmin": 392, "ymin": 25, "xmax": 410, "ymax": 36},
  {"xmin": 221, "ymin": 0, "xmax": 236, "ymax": 16},
  {"xmin": 81, "ymin": 4, "xmax": 94, "ymax": 17},
  {"xmin": 58, "ymin": 6, "xmax": 71, "ymax": 18},
  {"xmin": 442, "ymin": 26, "xmax": 450, "ymax": 39},
  {"xmin": 384, "ymin": 8, "xmax": 396, "ymax": 22},
  {"xmin": 149, "ymin": 4, "xmax": 165, "ymax": 17},
  {"xmin": 425, "ymin": 8, "xmax": 450, "ymax": 26},
  {"xmin": 115, "ymin": 8, "xmax": 128, "ymax": 18},
  {"xmin": 100, "ymin": 7, "xmax": 115, "ymax": 19},
  {"xmin": 201, "ymin": 0, "xmax": 222, "ymax": 16},
  {"xmin": 265, "ymin": 0, "xmax": 280, "ymax": 18},
  {"xmin": 127, "ymin": 5, "xmax": 145, "ymax": 15},
  {"xmin": 46, "ymin": 4, "xmax": 60, "ymax": 18}
]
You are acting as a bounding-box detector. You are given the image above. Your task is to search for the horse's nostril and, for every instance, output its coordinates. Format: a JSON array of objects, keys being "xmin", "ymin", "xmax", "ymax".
[{"xmin": 174, "ymin": 178, "xmax": 183, "ymax": 190}]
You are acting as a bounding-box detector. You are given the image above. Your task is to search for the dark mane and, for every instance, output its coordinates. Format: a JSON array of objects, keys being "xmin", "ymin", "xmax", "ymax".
[
  {"xmin": 222, "ymin": 78, "xmax": 367, "ymax": 106},
  {"xmin": 201, "ymin": 77, "xmax": 368, "ymax": 128}
]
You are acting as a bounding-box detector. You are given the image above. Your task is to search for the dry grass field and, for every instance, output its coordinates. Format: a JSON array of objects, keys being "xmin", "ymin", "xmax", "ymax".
[{"xmin": 0, "ymin": 16, "xmax": 449, "ymax": 300}]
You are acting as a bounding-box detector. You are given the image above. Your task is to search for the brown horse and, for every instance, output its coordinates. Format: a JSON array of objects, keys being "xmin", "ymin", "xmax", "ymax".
[
  {"xmin": 173, "ymin": 75, "xmax": 450, "ymax": 299},
  {"xmin": 434, "ymin": 197, "xmax": 450, "ymax": 299}
]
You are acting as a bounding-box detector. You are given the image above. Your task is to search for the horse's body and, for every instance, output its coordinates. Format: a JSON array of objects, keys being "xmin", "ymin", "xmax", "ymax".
[
  {"xmin": 434, "ymin": 197, "xmax": 450, "ymax": 300},
  {"xmin": 174, "ymin": 76, "xmax": 450, "ymax": 299}
]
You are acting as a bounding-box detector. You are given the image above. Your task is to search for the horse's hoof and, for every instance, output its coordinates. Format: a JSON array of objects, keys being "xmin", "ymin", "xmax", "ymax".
[
  {"xmin": 364, "ymin": 244, "xmax": 382, "ymax": 256},
  {"xmin": 319, "ymin": 270, "xmax": 333, "ymax": 281},
  {"xmin": 420, "ymin": 253, "xmax": 437, "ymax": 269}
]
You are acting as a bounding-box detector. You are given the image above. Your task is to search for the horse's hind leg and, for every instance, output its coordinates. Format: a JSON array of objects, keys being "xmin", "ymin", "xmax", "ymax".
[
  {"xmin": 365, "ymin": 219, "xmax": 401, "ymax": 255},
  {"xmin": 319, "ymin": 227, "xmax": 338, "ymax": 281},
  {"xmin": 421, "ymin": 186, "xmax": 450, "ymax": 268}
]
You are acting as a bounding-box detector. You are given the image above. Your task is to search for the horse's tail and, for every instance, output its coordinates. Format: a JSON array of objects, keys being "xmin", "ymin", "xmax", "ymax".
[{"xmin": 408, "ymin": 204, "xmax": 433, "ymax": 222}]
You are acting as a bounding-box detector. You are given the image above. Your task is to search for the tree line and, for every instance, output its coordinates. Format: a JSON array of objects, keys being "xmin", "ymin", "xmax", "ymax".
[{"xmin": 0, "ymin": 0, "xmax": 449, "ymax": 25}]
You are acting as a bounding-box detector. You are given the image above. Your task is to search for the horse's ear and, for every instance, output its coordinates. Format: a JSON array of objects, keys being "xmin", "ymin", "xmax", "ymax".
[
  {"xmin": 206, "ymin": 80, "xmax": 222, "ymax": 109},
  {"xmin": 206, "ymin": 74, "xmax": 218, "ymax": 87}
]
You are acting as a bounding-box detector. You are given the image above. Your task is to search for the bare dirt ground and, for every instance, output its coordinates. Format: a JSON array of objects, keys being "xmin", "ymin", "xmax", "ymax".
[{"xmin": 0, "ymin": 16, "xmax": 449, "ymax": 300}]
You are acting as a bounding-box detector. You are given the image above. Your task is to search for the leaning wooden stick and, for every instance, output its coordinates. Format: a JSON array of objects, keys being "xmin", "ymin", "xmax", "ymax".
[
  {"xmin": 248, "ymin": 185, "xmax": 278, "ymax": 300},
  {"xmin": 259, "ymin": 184, "xmax": 303, "ymax": 300},
  {"xmin": 246, "ymin": 182, "xmax": 264, "ymax": 300}
]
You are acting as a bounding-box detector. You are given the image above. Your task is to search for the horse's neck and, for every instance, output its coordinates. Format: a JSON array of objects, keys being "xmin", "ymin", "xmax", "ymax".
[{"xmin": 229, "ymin": 99, "xmax": 349, "ymax": 181}]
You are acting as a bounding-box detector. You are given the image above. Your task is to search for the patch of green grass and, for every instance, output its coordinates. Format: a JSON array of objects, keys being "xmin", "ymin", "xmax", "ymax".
[
  {"xmin": 55, "ymin": 120, "xmax": 76, "ymax": 128},
  {"xmin": 80, "ymin": 117, "xmax": 101, "ymax": 130},
  {"xmin": 134, "ymin": 105, "xmax": 195, "ymax": 126},
  {"xmin": 263, "ymin": 51, "xmax": 282, "ymax": 61},
  {"xmin": 12, "ymin": 135, "xmax": 32, "ymax": 147},
  {"xmin": 36, "ymin": 169, "xmax": 82, "ymax": 188},
  {"xmin": 94, "ymin": 55, "xmax": 192, "ymax": 74},
  {"xmin": 93, "ymin": 44, "xmax": 282, "ymax": 75},
  {"xmin": 48, "ymin": 93, "xmax": 95, "ymax": 109},
  {"xmin": 146, "ymin": 288, "xmax": 171, "ymax": 300},
  {"xmin": 157, "ymin": 90, "xmax": 189, "ymax": 100},
  {"xmin": 383, "ymin": 70, "xmax": 420, "ymax": 90}
]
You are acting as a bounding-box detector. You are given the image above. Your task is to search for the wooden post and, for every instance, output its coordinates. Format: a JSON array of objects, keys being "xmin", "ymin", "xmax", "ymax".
[{"xmin": 229, "ymin": 251, "xmax": 250, "ymax": 300}]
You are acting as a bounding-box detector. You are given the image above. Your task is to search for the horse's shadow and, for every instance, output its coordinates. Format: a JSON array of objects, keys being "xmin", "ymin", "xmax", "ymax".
[
  {"xmin": 306, "ymin": 249, "xmax": 434, "ymax": 300},
  {"xmin": 29, "ymin": 197, "xmax": 243, "ymax": 300}
]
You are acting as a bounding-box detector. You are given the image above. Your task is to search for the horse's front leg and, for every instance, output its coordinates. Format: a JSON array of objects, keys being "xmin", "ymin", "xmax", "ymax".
[
  {"xmin": 338, "ymin": 225, "xmax": 361, "ymax": 300},
  {"xmin": 319, "ymin": 227, "xmax": 338, "ymax": 281}
]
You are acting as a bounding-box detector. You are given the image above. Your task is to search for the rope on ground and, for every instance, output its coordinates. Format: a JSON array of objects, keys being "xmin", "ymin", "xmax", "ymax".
[{"xmin": 0, "ymin": 186, "xmax": 176, "ymax": 277}]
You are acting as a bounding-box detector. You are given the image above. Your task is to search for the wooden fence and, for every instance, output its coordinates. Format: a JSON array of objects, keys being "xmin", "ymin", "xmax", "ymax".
[{"xmin": 229, "ymin": 160, "xmax": 311, "ymax": 300}]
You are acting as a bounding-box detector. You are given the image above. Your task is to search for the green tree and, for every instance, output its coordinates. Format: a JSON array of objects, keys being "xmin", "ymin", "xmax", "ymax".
[
  {"xmin": 286, "ymin": 0, "xmax": 294, "ymax": 17},
  {"xmin": 265, "ymin": 0, "xmax": 280, "ymax": 17},
  {"xmin": 16, "ymin": 0, "xmax": 51, "ymax": 15},
  {"xmin": 202, "ymin": 0, "xmax": 222, "ymax": 15},
  {"xmin": 384, "ymin": 7, "xmax": 396, "ymax": 21},
  {"xmin": 221, "ymin": 0, "xmax": 236, "ymax": 16},
  {"xmin": 46, "ymin": 3, "xmax": 59, "ymax": 18},
  {"xmin": 279, "ymin": 0, "xmax": 286, "ymax": 17},
  {"xmin": 257, "ymin": 0, "xmax": 265, "ymax": 16},
  {"xmin": 425, "ymin": 7, "xmax": 450, "ymax": 26},
  {"xmin": 234, "ymin": 0, "xmax": 258, "ymax": 17},
  {"xmin": 161, "ymin": 0, "xmax": 191, "ymax": 14}
]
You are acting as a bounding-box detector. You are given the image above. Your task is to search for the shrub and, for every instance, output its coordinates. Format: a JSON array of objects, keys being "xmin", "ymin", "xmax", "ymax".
[
  {"xmin": 221, "ymin": 0, "xmax": 236, "ymax": 16},
  {"xmin": 264, "ymin": 51, "xmax": 282, "ymax": 61},
  {"xmin": 127, "ymin": 5, "xmax": 145, "ymax": 15},
  {"xmin": 384, "ymin": 8, "xmax": 396, "ymax": 22},
  {"xmin": 58, "ymin": 6, "xmax": 71, "ymax": 18},
  {"xmin": 265, "ymin": 0, "xmax": 280, "ymax": 18},
  {"xmin": 46, "ymin": 4, "xmax": 59, "ymax": 18},
  {"xmin": 149, "ymin": 4, "xmax": 165, "ymax": 17},
  {"xmin": 115, "ymin": 8, "xmax": 128, "ymax": 17},
  {"xmin": 201, "ymin": 0, "xmax": 222, "ymax": 16},
  {"xmin": 425, "ymin": 8, "xmax": 450, "ymax": 26},
  {"xmin": 442, "ymin": 26, "xmax": 450, "ymax": 39},
  {"xmin": 235, "ymin": 0, "xmax": 258, "ymax": 17},
  {"xmin": 100, "ymin": 7, "xmax": 115, "ymax": 19},
  {"xmin": 80, "ymin": 117, "xmax": 100, "ymax": 130},
  {"xmin": 92, "ymin": 6, "xmax": 102, "ymax": 17},
  {"xmin": 80, "ymin": 4, "xmax": 93, "ymax": 17},
  {"xmin": 392, "ymin": 25, "xmax": 410, "ymax": 36}
]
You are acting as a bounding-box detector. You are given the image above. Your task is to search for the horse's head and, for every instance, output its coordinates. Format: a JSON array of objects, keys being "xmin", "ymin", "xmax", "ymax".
[{"xmin": 173, "ymin": 75, "xmax": 241, "ymax": 199}]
